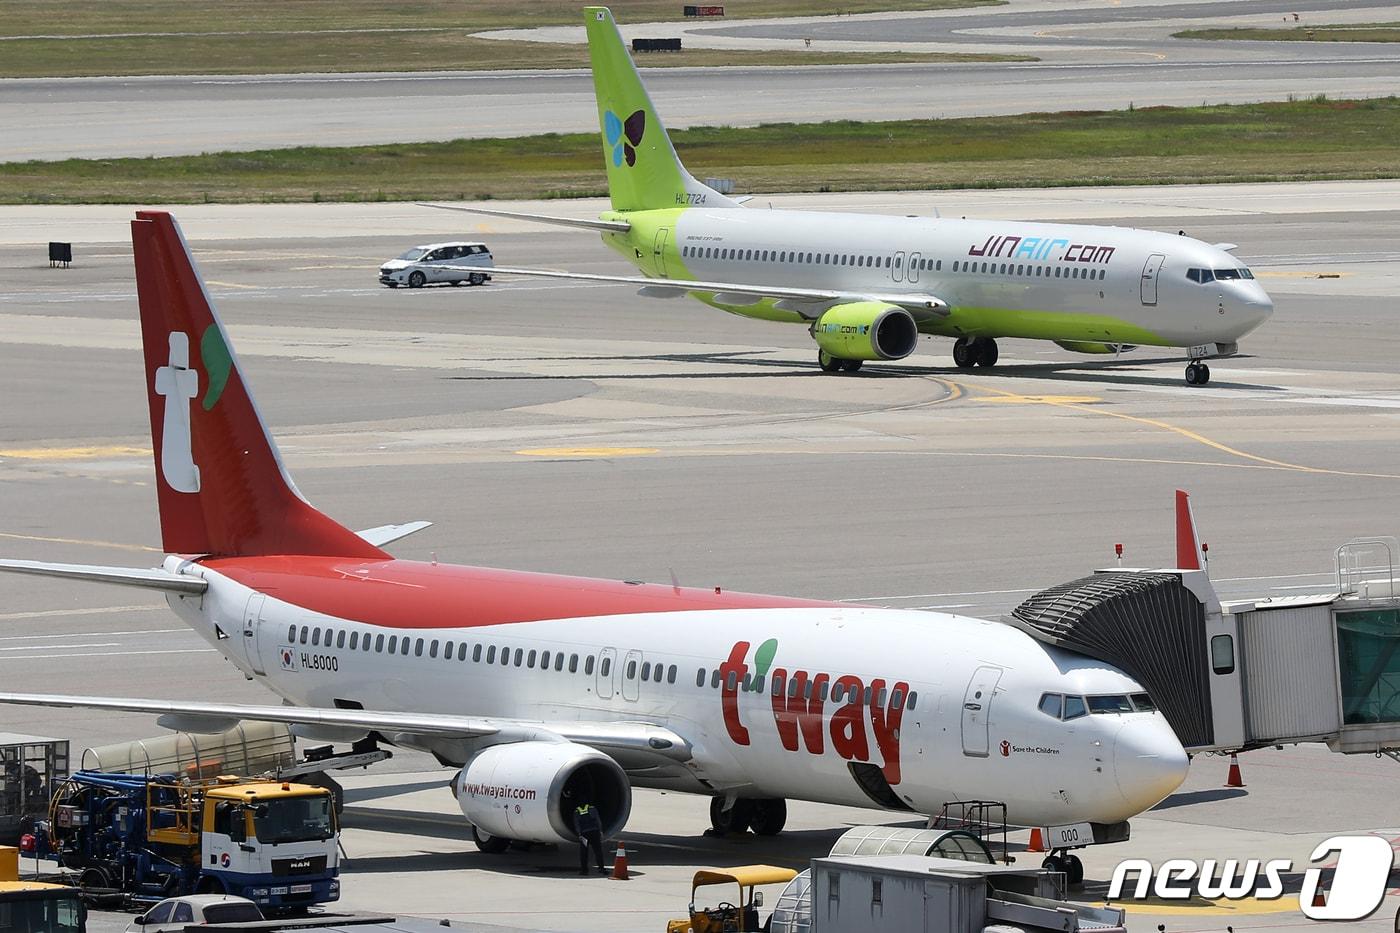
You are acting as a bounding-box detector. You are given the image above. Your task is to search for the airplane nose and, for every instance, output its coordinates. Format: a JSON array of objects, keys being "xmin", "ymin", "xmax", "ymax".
[
  {"xmin": 1239, "ymin": 286, "xmax": 1274, "ymax": 333},
  {"xmin": 1113, "ymin": 719, "xmax": 1189, "ymax": 814}
]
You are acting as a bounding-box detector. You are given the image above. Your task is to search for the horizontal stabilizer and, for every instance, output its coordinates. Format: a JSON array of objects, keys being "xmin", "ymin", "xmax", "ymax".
[
  {"xmin": 356, "ymin": 521, "xmax": 433, "ymax": 547},
  {"xmin": 418, "ymin": 203, "xmax": 631, "ymax": 233},
  {"xmin": 0, "ymin": 559, "xmax": 206, "ymax": 594}
]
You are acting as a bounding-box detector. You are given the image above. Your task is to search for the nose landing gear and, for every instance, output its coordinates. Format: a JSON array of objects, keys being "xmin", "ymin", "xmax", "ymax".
[
  {"xmin": 953, "ymin": 337, "xmax": 998, "ymax": 370},
  {"xmin": 817, "ymin": 350, "xmax": 863, "ymax": 373},
  {"xmin": 1041, "ymin": 850, "xmax": 1085, "ymax": 886},
  {"xmin": 1184, "ymin": 361, "xmax": 1211, "ymax": 386}
]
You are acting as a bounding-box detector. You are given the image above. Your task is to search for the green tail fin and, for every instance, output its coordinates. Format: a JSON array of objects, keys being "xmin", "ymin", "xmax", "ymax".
[{"xmin": 584, "ymin": 7, "xmax": 737, "ymax": 212}]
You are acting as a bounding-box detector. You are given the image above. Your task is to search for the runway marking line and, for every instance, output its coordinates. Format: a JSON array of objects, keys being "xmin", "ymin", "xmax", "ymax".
[
  {"xmin": 953, "ymin": 380, "xmax": 1400, "ymax": 481},
  {"xmin": 0, "ymin": 532, "xmax": 161, "ymax": 553},
  {"xmin": 516, "ymin": 447, "xmax": 659, "ymax": 458},
  {"xmin": 204, "ymin": 279, "xmax": 258, "ymax": 290},
  {"xmin": 0, "ymin": 607, "xmax": 164, "ymax": 623},
  {"xmin": 1108, "ymin": 894, "xmax": 1299, "ymax": 916},
  {"xmin": 0, "ymin": 445, "xmax": 149, "ymax": 461}
]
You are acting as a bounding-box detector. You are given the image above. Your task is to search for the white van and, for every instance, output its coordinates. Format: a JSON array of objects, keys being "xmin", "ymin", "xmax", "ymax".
[{"xmin": 379, "ymin": 242, "xmax": 493, "ymax": 288}]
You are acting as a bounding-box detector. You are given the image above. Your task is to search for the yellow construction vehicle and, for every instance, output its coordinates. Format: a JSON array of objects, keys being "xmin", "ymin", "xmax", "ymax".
[{"xmin": 666, "ymin": 865, "xmax": 797, "ymax": 933}]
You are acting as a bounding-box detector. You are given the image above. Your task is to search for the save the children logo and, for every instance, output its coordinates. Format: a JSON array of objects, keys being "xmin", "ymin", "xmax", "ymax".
[
  {"xmin": 604, "ymin": 109, "xmax": 646, "ymax": 167},
  {"xmin": 1107, "ymin": 835, "xmax": 1394, "ymax": 921}
]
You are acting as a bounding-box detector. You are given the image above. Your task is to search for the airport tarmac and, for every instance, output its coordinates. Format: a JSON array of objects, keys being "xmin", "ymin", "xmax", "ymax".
[
  {"xmin": 3, "ymin": 180, "xmax": 1400, "ymax": 930},
  {"xmin": 4, "ymin": 0, "xmax": 1398, "ymax": 161}
]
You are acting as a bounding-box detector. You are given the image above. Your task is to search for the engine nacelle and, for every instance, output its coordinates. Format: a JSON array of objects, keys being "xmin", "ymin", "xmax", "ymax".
[
  {"xmin": 450, "ymin": 741, "xmax": 631, "ymax": 844},
  {"xmin": 811, "ymin": 302, "xmax": 919, "ymax": 361}
]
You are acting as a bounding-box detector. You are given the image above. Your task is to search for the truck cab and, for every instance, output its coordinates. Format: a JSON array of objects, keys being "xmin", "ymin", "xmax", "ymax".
[
  {"xmin": 199, "ymin": 783, "xmax": 339, "ymax": 910},
  {"xmin": 1, "ymin": 845, "xmax": 85, "ymax": 933}
]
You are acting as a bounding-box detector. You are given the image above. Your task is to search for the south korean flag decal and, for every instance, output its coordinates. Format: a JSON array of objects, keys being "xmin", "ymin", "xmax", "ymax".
[{"xmin": 279, "ymin": 646, "xmax": 298, "ymax": 671}]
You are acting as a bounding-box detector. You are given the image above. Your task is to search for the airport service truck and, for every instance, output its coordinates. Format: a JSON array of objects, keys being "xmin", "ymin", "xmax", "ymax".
[
  {"xmin": 42, "ymin": 771, "xmax": 339, "ymax": 911},
  {"xmin": 0, "ymin": 844, "xmax": 86, "ymax": 932}
]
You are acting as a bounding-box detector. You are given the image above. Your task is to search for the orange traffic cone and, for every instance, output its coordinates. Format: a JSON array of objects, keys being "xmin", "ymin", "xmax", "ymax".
[
  {"xmin": 611, "ymin": 841, "xmax": 630, "ymax": 880},
  {"xmin": 1312, "ymin": 886, "xmax": 1327, "ymax": 908},
  {"xmin": 1225, "ymin": 753, "xmax": 1245, "ymax": 788},
  {"xmin": 1027, "ymin": 828, "xmax": 1047, "ymax": 853}
]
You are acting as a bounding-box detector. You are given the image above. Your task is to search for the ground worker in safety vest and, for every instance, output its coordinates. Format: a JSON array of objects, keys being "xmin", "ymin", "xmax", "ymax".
[{"xmin": 574, "ymin": 801, "xmax": 606, "ymax": 875}]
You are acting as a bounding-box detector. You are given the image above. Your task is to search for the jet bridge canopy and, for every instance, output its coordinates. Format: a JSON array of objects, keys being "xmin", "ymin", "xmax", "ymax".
[{"xmin": 1008, "ymin": 571, "xmax": 1214, "ymax": 749}]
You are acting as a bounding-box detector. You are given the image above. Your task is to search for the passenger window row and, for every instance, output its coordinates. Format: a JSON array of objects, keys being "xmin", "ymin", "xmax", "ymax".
[
  {"xmin": 953, "ymin": 260, "xmax": 1105, "ymax": 281},
  {"xmin": 680, "ymin": 245, "xmax": 943, "ymax": 273},
  {"xmin": 1038, "ymin": 691, "xmax": 1156, "ymax": 720}
]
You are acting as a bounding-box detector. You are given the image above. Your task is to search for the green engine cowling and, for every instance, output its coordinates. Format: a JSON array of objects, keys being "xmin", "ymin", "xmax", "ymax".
[{"xmin": 810, "ymin": 302, "xmax": 919, "ymax": 361}]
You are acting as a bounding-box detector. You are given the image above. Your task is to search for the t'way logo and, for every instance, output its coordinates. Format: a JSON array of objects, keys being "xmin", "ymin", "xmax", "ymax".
[
  {"xmin": 154, "ymin": 332, "xmax": 200, "ymax": 493},
  {"xmin": 719, "ymin": 639, "xmax": 909, "ymax": 785}
]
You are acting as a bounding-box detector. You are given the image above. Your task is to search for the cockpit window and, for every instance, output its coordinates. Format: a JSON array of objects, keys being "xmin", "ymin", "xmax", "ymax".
[
  {"xmin": 1088, "ymin": 694, "xmax": 1134, "ymax": 714},
  {"xmin": 1130, "ymin": 693, "xmax": 1156, "ymax": 711},
  {"xmin": 1213, "ymin": 268, "xmax": 1242, "ymax": 280},
  {"xmin": 1039, "ymin": 693, "xmax": 1062, "ymax": 718},
  {"xmin": 1062, "ymin": 695, "xmax": 1088, "ymax": 720}
]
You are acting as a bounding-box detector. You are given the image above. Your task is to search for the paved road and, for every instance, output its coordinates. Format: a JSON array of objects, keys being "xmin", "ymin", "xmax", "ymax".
[
  {"xmin": 3, "ymin": 0, "xmax": 1397, "ymax": 161},
  {"xmin": 4, "ymin": 181, "xmax": 1400, "ymax": 931}
]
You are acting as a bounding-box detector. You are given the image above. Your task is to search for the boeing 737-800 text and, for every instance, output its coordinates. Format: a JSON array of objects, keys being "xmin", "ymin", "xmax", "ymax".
[
  {"xmin": 0, "ymin": 212, "xmax": 1187, "ymax": 880},
  {"xmin": 427, "ymin": 7, "xmax": 1273, "ymax": 385}
]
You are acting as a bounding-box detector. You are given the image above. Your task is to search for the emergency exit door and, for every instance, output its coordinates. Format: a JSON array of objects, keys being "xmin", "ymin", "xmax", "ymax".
[
  {"xmin": 1140, "ymin": 254, "xmax": 1165, "ymax": 306},
  {"xmin": 653, "ymin": 228, "xmax": 670, "ymax": 276},
  {"xmin": 242, "ymin": 593, "xmax": 267, "ymax": 675},
  {"xmin": 961, "ymin": 665, "xmax": 1003, "ymax": 757}
]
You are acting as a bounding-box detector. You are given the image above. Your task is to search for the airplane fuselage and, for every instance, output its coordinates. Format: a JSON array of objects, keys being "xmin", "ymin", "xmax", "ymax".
[
  {"xmin": 169, "ymin": 554, "xmax": 1186, "ymax": 829},
  {"xmin": 601, "ymin": 207, "xmax": 1273, "ymax": 351}
]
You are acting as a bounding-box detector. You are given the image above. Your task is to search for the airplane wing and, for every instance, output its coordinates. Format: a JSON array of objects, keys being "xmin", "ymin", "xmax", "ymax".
[
  {"xmin": 0, "ymin": 692, "xmax": 692, "ymax": 761},
  {"xmin": 438, "ymin": 263, "xmax": 950, "ymax": 321}
]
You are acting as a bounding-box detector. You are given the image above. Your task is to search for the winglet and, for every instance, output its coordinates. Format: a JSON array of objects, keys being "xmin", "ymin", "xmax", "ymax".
[{"xmin": 1175, "ymin": 489, "xmax": 1202, "ymax": 571}]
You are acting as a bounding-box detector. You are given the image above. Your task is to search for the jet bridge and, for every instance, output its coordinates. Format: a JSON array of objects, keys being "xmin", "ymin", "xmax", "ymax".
[{"xmin": 1007, "ymin": 513, "xmax": 1400, "ymax": 756}]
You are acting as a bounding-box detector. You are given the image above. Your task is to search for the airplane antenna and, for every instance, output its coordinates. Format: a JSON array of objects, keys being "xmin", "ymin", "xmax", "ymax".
[
  {"xmin": 1114, "ymin": 542, "xmax": 1123, "ymax": 567},
  {"xmin": 669, "ymin": 567, "xmax": 681, "ymax": 595},
  {"xmin": 431, "ymin": 551, "xmax": 438, "ymax": 566}
]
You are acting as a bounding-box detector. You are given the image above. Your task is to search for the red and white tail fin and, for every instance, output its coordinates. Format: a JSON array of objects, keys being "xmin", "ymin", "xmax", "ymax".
[
  {"xmin": 132, "ymin": 211, "xmax": 387, "ymax": 559},
  {"xmin": 1174, "ymin": 489, "xmax": 1202, "ymax": 571}
]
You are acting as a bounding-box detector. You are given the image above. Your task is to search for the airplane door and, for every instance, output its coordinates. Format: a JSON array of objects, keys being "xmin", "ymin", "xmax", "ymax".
[
  {"xmin": 908, "ymin": 251, "xmax": 921, "ymax": 284},
  {"xmin": 597, "ymin": 647, "xmax": 617, "ymax": 699},
  {"xmin": 893, "ymin": 250, "xmax": 906, "ymax": 283},
  {"xmin": 1140, "ymin": 254, "xmax": 1165, "ymax": 306},
  {"xmin": 242, "ymin": 593, "xmax": 267, "ymax": 675},
  {"xmin": 960, "ymin": 665, "xmax": 1003, "ymax": 757},
  {"xmin": 621, "ymin": 649, "xmax": 643, "ymax": 702},
  {"xmin": 653, "ymin": 228, "xmax": 670, "ymax": 276}
]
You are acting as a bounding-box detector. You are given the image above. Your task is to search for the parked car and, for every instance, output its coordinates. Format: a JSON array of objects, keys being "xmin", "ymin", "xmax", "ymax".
[
  {"xmin": 379, "ymin": 242, "xmax": 493, "ymax": 288},
  {"xmin": 124, "ymin": 894, "xmax": 263, "ymax": 932}
]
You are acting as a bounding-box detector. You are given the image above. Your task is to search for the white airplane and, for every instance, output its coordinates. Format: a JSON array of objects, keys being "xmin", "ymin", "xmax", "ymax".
[
  {"xmin": 0, "ymin": 211, "xmax": 1187, "ymax": 882},
  {"xmin": 426, "ymin": 7, "xmax": 1274, "ymax": 386}
]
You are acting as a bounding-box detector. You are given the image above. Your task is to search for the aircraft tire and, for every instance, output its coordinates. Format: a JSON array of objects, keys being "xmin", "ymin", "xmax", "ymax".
[
  {"xmin": 839, "ymin": 359, "xmax": 863, "ymax": 373},
  {"xmin": 408, "ymin": 271, "xmax": 426, "ymax": 288},
  {"xmin": 976, "ymin": 338, "xmax": 999, "ymax": 368},
  {"xmin": 472, "ymin": 826, "xmax": 511, "ymax": 853},
  {"xmin": 749, "ymin": 798, "xmax": 788, "ymax": 836},
  {"xmin": 1064, "ymin": 854, "xmax": 1084, "ymax": 886},
  {"xmin": 817, "ymin": 350, "xmax": 843, "ymax": 373},
  {"xmin": 1041, "ymin": 855, "xmax": 1064, "ymax": 875},
  {"xmin": 710, "ymin": 796, "xmax": 755, "ymax": 834},
  {"xmin": 952, "ymin": 337, "xmax": 977, "ymax": 369},
  {"xmin": 1185, "ymin": 362, "xmax": 1210, "ymax": 386}
]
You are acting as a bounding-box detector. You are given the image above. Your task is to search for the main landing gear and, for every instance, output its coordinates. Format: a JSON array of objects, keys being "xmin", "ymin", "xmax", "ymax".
[
  {"xmin": 952, "ymin": 336, "xmax": 998, "ymax": 370},
  {"xmin": 709, "ymin": 796, "xmax": 788, "ymax": 836},
  {"xmin": 1041, "ymin": 850, "xmax": 1084, "ymax": 886},
  {"xmin": 1184, "ymin": 360, "xmax": 1211, "ymax": 386},
  {"xmin": 817, "ymin": 350, "xmax": 863, "ymax": 374}
]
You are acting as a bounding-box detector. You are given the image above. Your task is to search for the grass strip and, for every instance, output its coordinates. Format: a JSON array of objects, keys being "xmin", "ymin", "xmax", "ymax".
[
  {"xmin": 1175, "ymin": 23, "xmax": 1400, "ymax": 42},
  {"xmin": 0, "ymin": 0, "xmax": 1008, "ymax": 77},
  {"xmin": 4, "ymin": 97, "xmax": 1396, "ymax": 205}
]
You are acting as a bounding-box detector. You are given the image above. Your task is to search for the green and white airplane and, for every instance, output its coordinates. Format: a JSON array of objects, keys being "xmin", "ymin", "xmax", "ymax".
[{"xmin": 430, "ymin": 6, "xmax": 1273, "ymax": 386}]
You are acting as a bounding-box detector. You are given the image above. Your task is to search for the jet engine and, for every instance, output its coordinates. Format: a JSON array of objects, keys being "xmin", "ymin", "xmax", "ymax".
[
  {"xmin": 811, "ymin": 302, "xmax": 919, "ymax": 361},
  {"xmin": 450, "ymin": 741, "xmax": 631, "ymax": 844}
]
